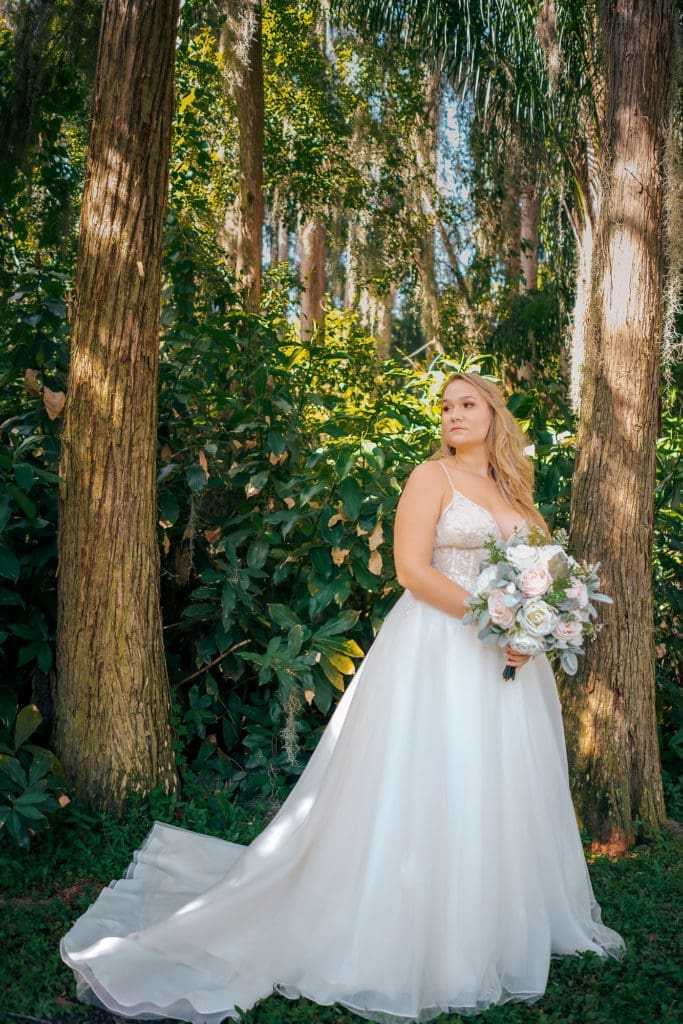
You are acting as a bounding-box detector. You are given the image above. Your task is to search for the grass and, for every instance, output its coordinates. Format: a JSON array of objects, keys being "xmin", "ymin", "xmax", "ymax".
[{"xmin": 0, "ymin": 796, "xmax": 681, "ymax": 1024}]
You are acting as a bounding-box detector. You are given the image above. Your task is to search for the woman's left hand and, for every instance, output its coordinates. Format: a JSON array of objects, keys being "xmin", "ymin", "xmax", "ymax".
[{"xmin": 504, "ymin": 645, "xmax": 531, "ymax": 670}]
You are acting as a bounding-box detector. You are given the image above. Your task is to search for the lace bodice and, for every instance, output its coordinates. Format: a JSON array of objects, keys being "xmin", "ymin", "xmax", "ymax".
[{"xmin": 432, "ymin": 466, "xmax": 527, "ymax": 592}]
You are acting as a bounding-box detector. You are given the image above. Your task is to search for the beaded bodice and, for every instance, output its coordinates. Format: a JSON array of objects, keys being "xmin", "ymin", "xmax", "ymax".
[{"xmin": 432, "ymin": 470, "xmax": 528, "ymax": 592}]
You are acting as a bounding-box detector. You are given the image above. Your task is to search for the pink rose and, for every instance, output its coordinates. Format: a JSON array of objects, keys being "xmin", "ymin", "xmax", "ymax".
[
  {"xmin": 518, "ymin": 566, "xmax": 552, "ymax": 597},
  {"xmin": 565, "ymin": 578, "xmax": 589, "ymax": 608},
  {"xmin": 488, "ymin": 590, "xmax": 516, "ymax": 629},
  {"xmin": 552, "ymin": 617, "xmax": 583, "ymax": 645}
]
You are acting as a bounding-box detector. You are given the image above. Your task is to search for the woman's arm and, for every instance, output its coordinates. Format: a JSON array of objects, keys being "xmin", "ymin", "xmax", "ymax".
[{"xmin": 393, "ymin": 462, "xmax": 471, "ymax": 620}]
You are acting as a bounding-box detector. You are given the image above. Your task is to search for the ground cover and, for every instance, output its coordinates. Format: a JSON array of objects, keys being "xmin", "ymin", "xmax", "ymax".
[{"xmin": 0, "ymin": 798, "xmax": 680, "ymax": 1024}]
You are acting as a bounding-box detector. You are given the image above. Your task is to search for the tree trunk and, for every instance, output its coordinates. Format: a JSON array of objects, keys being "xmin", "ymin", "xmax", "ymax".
[
  {"xmin": 411, "ymin": 66, "xmax": 441, "ymax": 349},
  {"xmin": 277, "ymin": 221, "xmax": 289, "ymax": 263},
  {"xmin": 299, "ymin": 216, "xmax": 326, "ymax": 340},
  {"xmin": 53, "ymin": 0, "xmax": 180, "ymax": 813},
  {"xmin": 519, "ymin": 178, "xmax": 540, "ymax": 293},
  {"xmin": 568, "ymin": 205, "xmax": 594, "ymax": 409},
  {"xmin": 501, "ymin": 131, "xmax": 522, "ymax": 294},
  {"xmin": 223, "ymin": 0, "xmax": 264, "ymax": 313},
  {"xmin": 565, "ymin": 0, "xmax": 673, "ymax": 853}
]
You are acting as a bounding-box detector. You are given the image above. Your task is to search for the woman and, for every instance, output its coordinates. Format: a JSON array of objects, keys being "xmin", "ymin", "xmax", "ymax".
[{"xmin": 61, "ymin": 372, "xmax": 624, "ymax": 1024}]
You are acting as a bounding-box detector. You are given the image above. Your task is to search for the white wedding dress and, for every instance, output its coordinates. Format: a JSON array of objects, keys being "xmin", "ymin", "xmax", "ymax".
[{"xmin": 61, "ymin": 472, "xmax": 624, "ymax": 1023}]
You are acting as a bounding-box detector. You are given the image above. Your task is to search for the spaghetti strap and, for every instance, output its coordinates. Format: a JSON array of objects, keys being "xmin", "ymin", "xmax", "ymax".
[{"xmin": 437, "ymin": 460, "xmax": 457, "ymax": 495}]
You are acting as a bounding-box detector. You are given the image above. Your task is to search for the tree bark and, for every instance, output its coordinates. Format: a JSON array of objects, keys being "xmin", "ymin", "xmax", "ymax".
[
  {"xmin": 299, "ymin": 216, "xmax": 326, "ymax": 340},
  {"xmin": 501, "ymin": 131, "xmax": 522, "ymax": 294},
  {"xmin": 565, "ymin": 0, "xmax": 673, "ymax": 853},
  {"xmin": 53, "ymin": 0, "xmax": 180, "ymax": 813},
  {"xmin": 222, "ymin": 0, "xmax": 264, "ymax": 312},
  {"xmin": 519, "ymin": 177, "xmax": 540, "ymax": 293}
]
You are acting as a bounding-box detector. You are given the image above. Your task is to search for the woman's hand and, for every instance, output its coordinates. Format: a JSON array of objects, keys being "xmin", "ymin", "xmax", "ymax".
[{"xmin": 504, "ymin": 645, "xmax": 531, "ymax": 670}]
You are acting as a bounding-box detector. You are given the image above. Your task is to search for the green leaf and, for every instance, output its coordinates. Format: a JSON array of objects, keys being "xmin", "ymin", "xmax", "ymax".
[
  {"xmin": 0, "ymin": 755, "xmax": 27, "ymax": 789},
  {"xmin": 186, "ymin": 464, "xmax": 208, "ymax": 492},
  {"xmin": 157, "ymin": 462, "xmax": 179, "ymax": 484},
  {"xmin": 267, "ymin": 429, "xmax": 287, "ymax": 456},
  {"xmin": 313, "ymin": 675, "xmax": 333, "ymax": 715},
  {"xmin": 43, "ymin": 296, "xmax": 67, "ymax": 317},
  {"xmin": 0, "ymin": 548, "xmax": 20, "ymax": 582},
  {"xmin": 7, "ymin": 484, "xmax": 37, "ymax": 519},
  {"xmin": 36, "ymin": 642, "xmax": 53, "ymax": 673},
  {"xmin": 15, "ymin": 783, "xmax": 49, "ymax": 806},
  {"xmin": 221, "ymin": 583, "xmax": 236, "ymax": 622},
  {"xmin": 28, "ymin": 748, "xmax": 56, "ymax": 785},
  {"xmin": 13, "ymin": 462, "xmax": 34, "ymax": 492},
  {"xmin": 14, "ymin": 705, "xmax": 42, "ymax": 749},
  {"xmin": 286, "ymin": 624, "xmax": 306, "ymax": 658},
  {"xmin": 14, "ymin": 802, "xmax": 47, "ymax": 822},
  {"xmin": 339, "ymin": 477, "xmax": 362, "ymax": 519},
  {"xmin": 5, "ymin": 809, "xmax": 30, "ymax": 847},
  {"xmin": 158, "ymin": 490, "xmax": 180, "ymax": 526},
  {"xmin": 247, "ymin": 537, "xmax": 269, "ymax": 570},
  {"xmin": 268, "ymin": 604, "xmax": 302, "ymax": 629},
  {"xmin": 313, "ymin": 609, "xmax": 360, "ymax": 638}
]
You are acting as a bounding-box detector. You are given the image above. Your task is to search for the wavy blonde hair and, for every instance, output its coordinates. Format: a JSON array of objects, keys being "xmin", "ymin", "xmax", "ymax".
[{"xmin": 434, "ymin": 372, "xmax": 548, "ymax": 535}]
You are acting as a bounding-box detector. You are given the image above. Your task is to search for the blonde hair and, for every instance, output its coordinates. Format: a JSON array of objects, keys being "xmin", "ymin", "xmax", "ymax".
[{"xmin": 435, "ymin": 372, "xmax": 548, "ymax": 535}]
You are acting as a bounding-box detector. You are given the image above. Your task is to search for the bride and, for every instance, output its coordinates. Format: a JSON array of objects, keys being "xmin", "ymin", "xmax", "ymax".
[{"xmin": 61, "ymin": 372, "xmax": 624, "ymax": 1023}]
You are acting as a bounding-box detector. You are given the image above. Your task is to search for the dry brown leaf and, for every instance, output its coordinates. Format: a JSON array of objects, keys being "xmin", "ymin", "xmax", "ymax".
[
  {"xmin": 43, "ymin": 387, "xmax": 66, "ymax": 420},
  {"xmin": 368, "ymin": 522, "xmax": 384, "ymax": 551},
  {"xmin": 204, "ymin": 528, "xmax": 221, "ymax": 544},
  {"xmin": 25, "ymin": 368, "xmax": 42, "ymax": 396},
  {"xmin": 198, "ymin": 450, "xmax": 209, "ymax": 475},
  {"xmin": 269, "ymin": 452, "xmax": 280, "ymax": 465},
  {"xmin": 284, "ymin": 497, "xmax": 296, "ymax": 509},
  {"xmin": 160, "ymin": 443, "xmax": 173, "ymax": 462},
  {"xmin": 368, "ymin": 550, "xmax": 383, "ymax": 576},
  {"xmin": 58, "ymin": 793, "xmax": 71, "ymax": 808},
  {"xmin": 304, "ymin": 689, "xmax": 315, "ymax": 706},
  {"xmin": 328, "ymin": 512, "xmax": 346, "ymax": 527},
  {"xmin": 356, "ymin": 523, "xmax": 368, "ymax": 537},
  {"xmin": 331, "ymin": 547, "xmax": 350, "ymax": 566},
  {"xmin": 162, "ymin": 532, "xmax": 171, "ymax": 556}
]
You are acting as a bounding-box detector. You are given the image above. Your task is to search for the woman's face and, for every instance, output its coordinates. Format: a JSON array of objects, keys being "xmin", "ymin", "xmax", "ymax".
[{"xmin": 441, "ymin": 379, "xmax": 493, "ymax": 450}]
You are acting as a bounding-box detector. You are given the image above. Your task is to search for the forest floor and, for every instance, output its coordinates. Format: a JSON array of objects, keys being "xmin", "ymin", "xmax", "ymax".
[{"xmin": 0, "ymin": 799, "xmax": 681, "ymax": 1024}]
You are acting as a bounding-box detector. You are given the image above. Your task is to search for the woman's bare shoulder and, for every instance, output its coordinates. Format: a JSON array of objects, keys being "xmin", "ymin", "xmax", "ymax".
[{"xmin": 405, "ymin": 459, "xmax": 447, "ymax": 485}]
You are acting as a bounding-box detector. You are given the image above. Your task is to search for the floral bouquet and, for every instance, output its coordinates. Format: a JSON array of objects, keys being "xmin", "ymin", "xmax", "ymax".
[{"xmin": 463, "ymin": 527, "xmax": 612, "ymax": 680}]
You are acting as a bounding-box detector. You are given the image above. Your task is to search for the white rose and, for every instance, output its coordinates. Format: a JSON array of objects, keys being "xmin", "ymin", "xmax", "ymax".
[
  {"xmin": 474, "ymin": 565, "xmax": 498, "ymax": 593},
  {"xmin": 518, "ymin": 566, "xmax": 552, "ymax": 597},
  {"xmin": 507, "ymin": 633, "xmax": 545, "ymax": 656},
  {"xmin": 552, "ymin": 617, "xmax": 583, "ymax": 645},
  {"xmin": 488, "ymin": 590, "xmax": 517, "ymax": 629},
  {"xmin": 507, "ymin": 544, "xmax": 541, "ymax": 571},
  {"xmin": 565, "ymin": 578, "xmax": 589, "ymax": 608},
  {"xmin": 517, "ymin": 598, "xmax": 555, "ymax": 636},
  {"xmin": 536, "ymin": 544, "xmax": 566, "ymax": 567}
]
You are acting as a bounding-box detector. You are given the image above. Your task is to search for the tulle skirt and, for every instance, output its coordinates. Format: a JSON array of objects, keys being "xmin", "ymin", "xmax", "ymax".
[{"xmin": 61, "ymin": 591, "xmax": 624, "ymax": 1023}]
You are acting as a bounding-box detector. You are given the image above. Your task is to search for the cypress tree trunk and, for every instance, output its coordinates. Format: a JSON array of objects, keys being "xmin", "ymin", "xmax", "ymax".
[
  {"xmin": 299, "ymin": 216, "xmax": 326, "ymax": 340},
  {"xmin": 54, "ymin": 0, "xmax": 180, "ymax": 813},
  {"xmin": 233, "ymin": 0, "xmax": 264, "ymax": 312},
  {"xmin": 565, "ymin": 0, "xmax": 673, "ymax": 853},
  {"xmin": 519, "ymin": 177, "xmax": 540, "ymax": 293}
]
